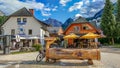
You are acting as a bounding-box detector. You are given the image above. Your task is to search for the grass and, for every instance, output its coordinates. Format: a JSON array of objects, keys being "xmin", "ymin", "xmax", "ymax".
[
  {"xmin": 11, "ymin": 51, "xmax": 37, "ymax": 54},
  {"xmin": 113, "ymin": 44, "xmax": 120, "ymax": 48}
]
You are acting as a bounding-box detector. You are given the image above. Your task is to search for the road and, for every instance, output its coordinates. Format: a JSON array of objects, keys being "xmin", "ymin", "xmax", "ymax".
[{"xmin": 0, "ymin": 48, "xmax": 120, "ymax": 68}]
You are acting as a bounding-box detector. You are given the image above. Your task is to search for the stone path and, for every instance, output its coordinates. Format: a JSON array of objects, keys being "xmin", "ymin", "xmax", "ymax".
[{"xmin": 0, "ymin": 47, "xmax": 120, "ymax": 68}]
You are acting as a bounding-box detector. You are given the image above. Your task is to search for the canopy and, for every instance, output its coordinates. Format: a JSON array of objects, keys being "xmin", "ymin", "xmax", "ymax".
[
  {"xmin": 80, "ymin": 32, "xmax": 101, "ymax": 39},
  {"xmin": 64, "ymin": 33, "xmax": 79, "ymax": 39}
]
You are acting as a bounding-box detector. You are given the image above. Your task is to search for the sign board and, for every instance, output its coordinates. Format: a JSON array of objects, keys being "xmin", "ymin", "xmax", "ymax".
[{"xmin": 16, "ymin": 35, "xmax": 20, "ymax": 42}]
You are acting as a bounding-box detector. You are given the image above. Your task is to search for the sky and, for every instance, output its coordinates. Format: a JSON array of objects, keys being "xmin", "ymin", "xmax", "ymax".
[{"xmin": 0, "ymin": 0, "xmax": 117, "ymax": 23}]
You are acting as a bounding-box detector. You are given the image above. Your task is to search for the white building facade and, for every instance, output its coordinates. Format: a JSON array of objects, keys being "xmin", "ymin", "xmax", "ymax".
[{"xmin": 1, "ymin": 7, "xmax": 49, "ymax": 48}]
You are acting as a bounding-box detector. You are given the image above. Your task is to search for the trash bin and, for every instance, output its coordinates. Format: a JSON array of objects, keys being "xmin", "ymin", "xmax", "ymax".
[{"xmin": 3, "ymin": 35, "xmax": 11, "ymax": 54}]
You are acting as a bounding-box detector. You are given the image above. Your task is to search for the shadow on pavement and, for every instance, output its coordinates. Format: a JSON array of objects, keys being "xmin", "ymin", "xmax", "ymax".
[{"xmin": 20, "ymin": 60, "xmax": 89, "ymax": 67}]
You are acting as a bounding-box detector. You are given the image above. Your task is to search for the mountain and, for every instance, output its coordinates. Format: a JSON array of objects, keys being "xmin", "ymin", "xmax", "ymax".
[
  {"xmin": 44, "ymin": 18, "xmax": 62, "ymax": 27},
  {"xmin": 87, "ymin": 3, "xmax": 117, "ymax": 21},
  {"xmin": 62, "ymin": 18, "xmax": 74, "ymax": 30}
]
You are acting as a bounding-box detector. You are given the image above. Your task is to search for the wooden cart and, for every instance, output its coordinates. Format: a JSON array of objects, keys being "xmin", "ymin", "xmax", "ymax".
[{"xmin": 45, "ymin": 37, "xmax": 101, "ymax": 65}]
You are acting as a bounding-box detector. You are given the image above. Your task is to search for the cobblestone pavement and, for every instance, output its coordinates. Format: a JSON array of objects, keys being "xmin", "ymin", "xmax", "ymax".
[{"xmin": 0, "ymin": 48, "xmax": 120, "ymax": 68}]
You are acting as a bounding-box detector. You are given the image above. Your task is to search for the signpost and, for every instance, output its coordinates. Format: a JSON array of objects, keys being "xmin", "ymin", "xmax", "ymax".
[{"xmin": 16, "ymin": 35, "xmax": 20, "ymax": 42}]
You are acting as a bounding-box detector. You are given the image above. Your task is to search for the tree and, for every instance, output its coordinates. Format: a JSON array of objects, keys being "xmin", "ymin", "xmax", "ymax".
[
  {"xmin": 115, "ymin": 0, "xmax": 120, "ymax": 38},
  {"xmin": 101, "ymin": 0, "xmax": 116, "ymax": 45},
  {"xmin": 0, "ymin": 16, "xmax": 7, "ymax": 25}
]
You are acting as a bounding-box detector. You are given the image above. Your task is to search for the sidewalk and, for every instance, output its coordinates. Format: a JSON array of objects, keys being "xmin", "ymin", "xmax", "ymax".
[
  {"xmin": 0, "ymin": 49, "xmax": 19, "ymax": 55},
  {"xmin": 100, "ymin": 46, "xmax": 120, "ymax": 54},
  {"xmin": 0, "ymin": 52, "xmax": 38, "ymax": 61}
]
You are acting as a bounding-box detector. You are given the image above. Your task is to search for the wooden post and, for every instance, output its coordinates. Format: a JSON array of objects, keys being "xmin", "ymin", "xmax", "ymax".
[{"xmin": 87, "ymin": 59, "xmax": 93, "ymax": 65}]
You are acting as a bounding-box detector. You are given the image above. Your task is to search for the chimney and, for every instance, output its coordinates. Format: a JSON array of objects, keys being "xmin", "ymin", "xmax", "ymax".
[{"xmin": 29, "ymin": 9, "xmax": 34, "ymax": 15}]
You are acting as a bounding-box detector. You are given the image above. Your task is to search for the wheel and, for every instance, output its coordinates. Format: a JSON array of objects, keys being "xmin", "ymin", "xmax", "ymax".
[{"xmin": 36, "ymin": 53, "xmax": 44, "ymax": 62}]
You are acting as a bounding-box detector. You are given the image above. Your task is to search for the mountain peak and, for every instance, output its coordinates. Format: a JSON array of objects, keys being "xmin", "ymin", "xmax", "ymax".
[
  {"xmin": 62, "ymin": 17, "xmax": 74, "ymax": 30},
  {"xmin": 44, "ymin": 18, "xmax": 62, "ymax": 27}
]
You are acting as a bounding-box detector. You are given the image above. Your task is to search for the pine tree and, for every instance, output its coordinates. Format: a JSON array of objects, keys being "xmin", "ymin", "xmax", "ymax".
[
  {"xmin": 116, "ymin": 0, "xmax": 120, "ymax": 38},
  {"xmin": 101, "ymin": 0, "xmax": 116, "ymax": 45}
]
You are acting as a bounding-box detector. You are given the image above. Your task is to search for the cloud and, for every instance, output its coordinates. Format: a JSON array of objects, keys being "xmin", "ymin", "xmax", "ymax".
[
  {"xmin": 0, "ymin": 0, "xmax": 57, "ymax": 16},
  {"xmin": 85, "ymin": 0, "xmax": 90, "ymax": 5},
  {"xmin": 59, "ymin": 0, "xmax": 71, "ymax": 6},
  {"xmin": 52, "ymin": 6, "xmax": 58, "ymax": 11},
  {"xmin": 44, "ymin": 8, "xmax": 51, "ymax": 11},
  {"xmin": 69, "ymin": 0, "xmax": 105, "ymax": 17},
  {"xmin": 69, "ymin": 1, "xmax": 83, "ymax": 12},
  {"xmin": 75, "ymin": 14, "xmax": 82, "ymax": 18},
  {"xmin": 41, "ymin": 10, "xmax": 51, "ymax": 16}
]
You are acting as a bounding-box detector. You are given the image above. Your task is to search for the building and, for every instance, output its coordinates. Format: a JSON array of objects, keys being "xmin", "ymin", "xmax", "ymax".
[
  {"xmin": 0, "ymin": 7, "xmax": 49, "ymax": 49},
  {"xmin": 47, "ymin": 27, "xmax": 63, "ymax": 37},
  {"xmin": 64, "ymin": 16, "xmax": 101, "ymax": 45}
]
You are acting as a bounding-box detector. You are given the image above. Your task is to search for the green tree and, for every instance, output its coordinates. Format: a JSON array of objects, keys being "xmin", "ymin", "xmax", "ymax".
[
  {"xmin": 101, "ymin": 0, "xmax": 116, "ymax": 45},
  {"xmin": 0, "ymin": 16, "xmax": 7, "ymax": 25},
  {"xmin": 116, "ymin": 0, "xmax": 120, "ymax": 38}
]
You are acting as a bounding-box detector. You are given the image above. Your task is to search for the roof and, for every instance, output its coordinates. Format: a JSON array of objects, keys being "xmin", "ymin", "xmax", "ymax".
[
  {"xmin": 90, "ymin": 21, "xmax": 100, "ymax": 29},
  {"xmin": 64, "ymin": 16, "xmax": 100, "ymax": 34},
  {"xmin": 64, "ymin": 16, "xmax": 88, "ymax": 31},
  {"xmin": 65, "ymin": 16, "xmax": 100, "ymax": 31},
  {"xmin": 72, "ymin": 16, "xmax": 88, "ymax": 23},
  {"xmin": 10, "ymin": 7, "xmax": 33, "ymax": 16},
  {"xmin": 47, "ymin": 27, "xmax": 61, "ymax": 33}
]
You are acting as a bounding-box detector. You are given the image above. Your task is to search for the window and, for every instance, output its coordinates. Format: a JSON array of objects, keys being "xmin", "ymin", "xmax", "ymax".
[
  {"xmin": 11, "ymin": 29, "xmax": 15, "ymax": 35},
  {"xmin": 17, "ymin": 18, "xmax": 21, "ymax": 22},
  {"xmin": 83, "ymin": 25, "xmax": 89, "ymax": 30},
  {"xmin": 28, "ymin": 29, "xmax": 32, "ymax": 35},
  {"xmin": 74, "ymin": 26, "xmax": 80, "ymax": 32},
  {"xmin": 23, "ymin": 18, "xmax": 27, "ymax": 22}
]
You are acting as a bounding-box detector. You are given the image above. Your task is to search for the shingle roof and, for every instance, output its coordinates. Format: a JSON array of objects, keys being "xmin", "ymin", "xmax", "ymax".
[
  {"xmin": 72, "ymin": 16, "xmax": 88, "ymax": 23},
  {"xmin": 70, "ymin": 16, "xmax": 100, "ymax": 30},
  {"xmin": 47, "ymin": 27, "xmax": 60, "ymax": 33},
  {"xmin": 90, "ymin": 21, "xmax": 100, "ymax": 29},
  {"xmin": 64, "ymin": 16, "xmax": 100, "ymax": 33},
  {"xmin": 10, "ymin": 7, "xmax": 32, "ymax": 16}
]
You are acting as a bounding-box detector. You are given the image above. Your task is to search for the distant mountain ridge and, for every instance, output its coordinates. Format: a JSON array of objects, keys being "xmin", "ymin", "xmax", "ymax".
[
  {"xmin": 62, "ymin": 18, "xmax": 74, "ymax": 30},
  {"xmin": 87, "ymin": 3, "xmax": 117, "ymax": 21},
  {"xmin": 44, "ymin": 18, "xmax": 62, "ymax": 27}
]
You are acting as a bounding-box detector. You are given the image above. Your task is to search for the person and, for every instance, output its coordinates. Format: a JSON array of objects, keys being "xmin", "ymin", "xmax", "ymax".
[
  {"xmin": 97, "ymin": 42, "xmax": 102, "ymax": 48},
  {"xmin": 13, "ymin": 41, "xmax": 16, "ymax": 49},
  {"xmin": 60, "ymin": 39, "xmax": 64, "ymax": 47},
  {"xmin": 73, "ymin": 43, "xmax": 76, "ymax": 48}
]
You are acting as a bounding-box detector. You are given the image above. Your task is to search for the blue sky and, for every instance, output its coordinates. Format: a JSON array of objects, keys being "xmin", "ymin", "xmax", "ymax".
[{"xmin": 0, "ymin": 0, "xmax": 116, "ymax": 23}]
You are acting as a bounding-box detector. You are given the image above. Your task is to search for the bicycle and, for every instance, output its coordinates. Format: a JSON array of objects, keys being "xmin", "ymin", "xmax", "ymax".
[{"xmin": 36, "ymin": 49, "xmax": 45, "ymax": 62}]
